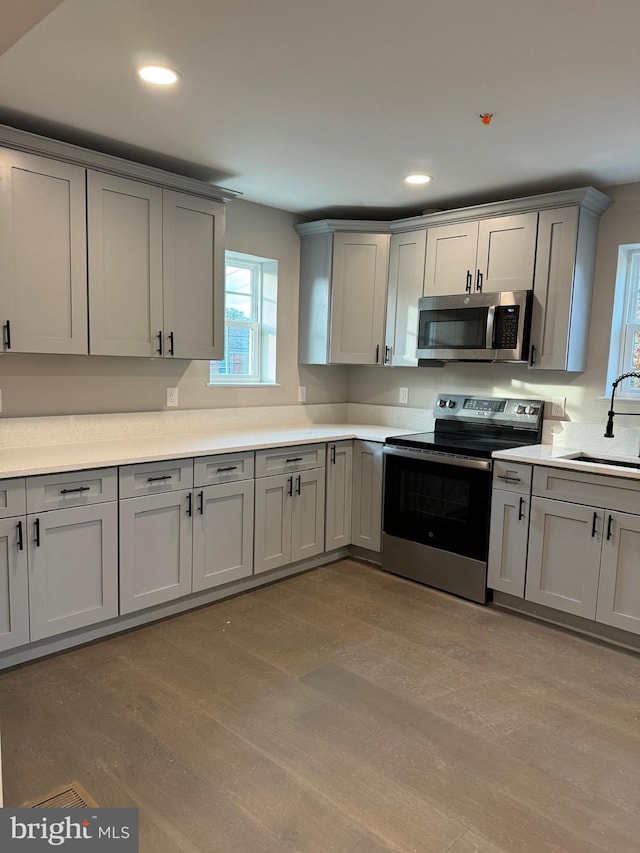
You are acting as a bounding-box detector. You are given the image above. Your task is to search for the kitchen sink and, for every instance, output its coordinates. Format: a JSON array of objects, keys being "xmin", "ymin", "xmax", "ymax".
[{"xmin": 569, "ymin": 453, "xmax": 640, "ymax": 471}]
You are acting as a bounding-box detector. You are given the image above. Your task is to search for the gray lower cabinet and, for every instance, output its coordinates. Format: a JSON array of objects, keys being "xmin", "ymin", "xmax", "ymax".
[
  {"xmin": 352, "ymin": 440, "xmax": 383, "ymax": 552},
  {"xmin": 595, "ymin": 510, "xmax": 640, "ymax": 633},
  {"xmin": 28, "ymin": 503, "xmax": 119, "ymax": 641},
  {"xmin": 192, "ymin": 480, "xmax": 254, "ymax": 592},
  {"xmin": 0, "ymin": 516, "xmax": 29, "ymax": 652},
  {"xmin": 119, "ymin": 490, "xmax": 193, "ymax": 614},
  {"xmin": 254, "ymin": 467, "xmax": 325, "ymax": 575},
  {"xmin": 325, "ymin": 441, "xmax": 353, "ymax": 550},
  {"xmin": 487, "ymin": 489, "xmax": 529, "ymax": 597}
]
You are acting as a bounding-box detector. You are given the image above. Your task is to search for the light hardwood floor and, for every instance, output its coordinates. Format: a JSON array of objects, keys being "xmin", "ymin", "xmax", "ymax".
[{"xmin": 1, "ymin": 559, "xmax": 639, "ymax": 852}]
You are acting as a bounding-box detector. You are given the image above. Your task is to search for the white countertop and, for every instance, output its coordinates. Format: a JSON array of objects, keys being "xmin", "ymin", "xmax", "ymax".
[
  {"xmin": 0, "ymin": 424, "xmax": 411, "ymax": 479},
  {"xmin": 493, "ymin": 444, "xmax": 640, "ymax": 481}
]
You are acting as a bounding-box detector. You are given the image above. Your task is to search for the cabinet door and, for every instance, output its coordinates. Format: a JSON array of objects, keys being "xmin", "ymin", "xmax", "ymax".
[
  {"xmin": 529, "ymin": 206, "xmax": 580, "ymax": 370},
  {"xmin": 28, "ymin": 503, "xmax": 118, "ymax": 641},
  {"xmin": 384, "ymin": 230, "xmax": 426, "ymax": 366},
  {"xmin": 0, "ymin": 517, "xmax": 29, "ymax": 652},
  {"xmin": 596, "ymin": 510, "xmax": 640, "ymax": 634},
  {"xmin": 352, "ymin": 441, "xmax": 383, "ymax": 552},
  {"xmin": 119, "ymin": 491, "xmax": 193, "ymax": 614},
  {"xmin": 325, "ymin": 441, "xmax": 353, "ymax": 551},
  {"xmin": 487, "ymin": 490, "xmax": 529, "ymax": 597},
  {"xmin": 329, "ymin": 233, "xmax": 389, "ymax": 364},
  {"xmin": 423, "ymin": 221, "xmax": 478, "ymax": 296},
  {"xmin": 291, "ymin": 469, "xmax": 325, "ymax": 563},
  {"xmin": 162, "ymin": 190, "xmax": 224, "ymax": 360},
  {"xmin": 525, "ymin": 497, "xmax": 602, "ymax": 619},
  {"xmin": 192, "ymin": 481, "xmax": 254, "ymax": 592},
  {"xmin": 87, "ymin": 171, "xmax": 163, "ymax": 357},
  {"xmin": 476, "ymin": 213, "xmax": 538, "ymax": 292},
  {"xmin": 0, "ymin": 149, "xmax": 87, "ymax": 354},
  {"xmin": 254, "ymin": 473, "xmax": 292, "ymax": 574}
]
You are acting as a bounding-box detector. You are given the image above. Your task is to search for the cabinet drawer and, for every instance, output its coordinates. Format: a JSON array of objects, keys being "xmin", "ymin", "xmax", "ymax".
[
  {"xmin": 26, "ymin": 468, "xmax": 117, "ymax": 513},
  {"xmin": 119, "ymin": 459, "xmax": 194, "ymax": 498},
  {"xmin": 492, "ymin": 462, "xmax": 532, "ymax": 494},
  {"xmin": 533, "ymin": 465, "xmax": 640, "ymax": 514},
  {"xmin": 0, "ymin": 478, "xmax": 27, "ymax": 519},
  {"xmin": 194, "ymin": 452, "xmax": 254, "ymax": 487},
  {"xmin": 255, "ymin": 444, "xmax": 326, "ymax": 478}
]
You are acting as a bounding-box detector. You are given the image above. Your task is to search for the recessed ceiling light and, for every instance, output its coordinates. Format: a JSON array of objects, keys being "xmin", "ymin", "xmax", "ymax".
[
  {"xmin": 404, "ymin": 174, "xmax": 432, "ymax": 185},
  {"xmin": 137, "ymin": 65, "xmax": 180, "ymax": 86}
]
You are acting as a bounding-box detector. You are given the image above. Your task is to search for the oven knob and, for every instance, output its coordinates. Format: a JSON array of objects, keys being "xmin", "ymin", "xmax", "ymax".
[
  {"xmin": 447, "ymin": 399, "xmax": 456, "ymax": 408},
  {"xmin": 516, "ymin": 405, "xmax": 526, "ymax": 414},
  {"xmin": 438, "ymin": 398, "xmax": 447, "ymax": 408},
  {"xmin": 525, "ymin": 405, "xmax": 538, "ymax": 415}
]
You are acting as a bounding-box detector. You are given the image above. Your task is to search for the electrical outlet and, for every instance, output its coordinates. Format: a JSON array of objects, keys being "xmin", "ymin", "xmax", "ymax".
[
  {"xmin": 399, "ymin": 387, "xmax": 409, "ymax": 405},
  {"xmin": 166, "ymin": 387, "xmax": 179, "ymax": 408},
  {"xmin": 298, "ymin": 385, "xmax": 307, "ymax": 403},
  {"xmin": 551, "ymin": 396, "xmax": 566, "ymax": 418}
]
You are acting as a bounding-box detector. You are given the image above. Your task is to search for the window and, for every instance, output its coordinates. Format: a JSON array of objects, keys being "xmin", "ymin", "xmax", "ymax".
[
  {"xmin": 607, "ymin": 244, "xmax": 640, "ymax": 398},
  {"xmin": 209, "ymin": 251, "xmax": 277, "ymax": 384}
]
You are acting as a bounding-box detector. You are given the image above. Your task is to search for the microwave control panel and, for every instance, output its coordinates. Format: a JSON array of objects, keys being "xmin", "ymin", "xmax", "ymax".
[{"xmin": 493, "ymin": 305, "xmax": 520, "ymax": 349}]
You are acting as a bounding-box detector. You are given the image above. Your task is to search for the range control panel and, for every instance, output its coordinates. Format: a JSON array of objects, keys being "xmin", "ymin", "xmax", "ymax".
[{"xmin": 434, "ymin": 394, "xmax": 544, "ymax": 428}]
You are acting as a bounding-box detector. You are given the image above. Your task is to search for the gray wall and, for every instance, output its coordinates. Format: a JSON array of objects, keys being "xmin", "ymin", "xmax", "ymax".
[
  {"xmin": 348, "ymin": 182, "xmax": 640, "ymax": 425},
  {"xmin": 0, "ymin": 198, "xmax": 348, "ymax": 417}
]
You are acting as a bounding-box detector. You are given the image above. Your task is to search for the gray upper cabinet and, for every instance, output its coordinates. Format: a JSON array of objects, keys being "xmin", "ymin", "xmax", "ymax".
[
  {"xmin": 88, "ymin": 172, "xmax": 164, "ymax": 357},
  {"xmin": 162, "ymin": 190, "xmax": 225, "ymax": 360},
  {"xmin": 0, "ymin": 149, "xmax": 88, "ymax": 355},
  {"xmin": 297, "ymin": 222, "xmax": 390, "ymax": 365},
  {"xmin": 384, "ymin": 230, "xmax": 426, "ymax": 366},
  {"xmin": 0, "ymin": 516, "xmax": 29, "ymax": 652},
  {"xmin": 424, "ymin": 213, "xmax": 538, "ymax": 296}
]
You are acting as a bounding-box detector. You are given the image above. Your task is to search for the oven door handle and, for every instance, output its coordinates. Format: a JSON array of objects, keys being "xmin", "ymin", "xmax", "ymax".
[{"xmin": 383, "ymin": 445, "xmax": 492, "ymax": 471}]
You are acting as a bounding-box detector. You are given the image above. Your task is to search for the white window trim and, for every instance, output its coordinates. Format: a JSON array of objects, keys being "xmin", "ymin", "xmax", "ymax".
[{"xmin": 606, "ymin": 244, "xmax": 640, "ymax": 402}]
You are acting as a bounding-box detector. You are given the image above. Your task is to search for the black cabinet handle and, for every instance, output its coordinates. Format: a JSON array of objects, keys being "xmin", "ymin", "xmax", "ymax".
[
  {"xmin": 60, "ymin": 485, "xmax": 91, "ymax": 495},
  {"xmin": 296, "ymin": 475, "xmax": 301, "ymax": 495},
  {"xmin": 168, "ymin": 331, "xmax": 175, "ymax": 356},
  {"xmin": 465, "ymin": 270, "xmax": 472, "ymax": 293},
  {"xmin": 3, "ymin": 320, "xmax": 11, "ymax": 350},
  {"xmin": 375, "ymin": 344, "xmax": 380, "ymax": 364},
  {"xmin": 384, "ymin": 346, "xmax": 391, "ymax": 364},
  {"xmin": 606, "ymin": 514, "xmax": 614, "ymax": 541},
  {"xmin": 330, "ymin": 445, "xmax": 336, "ymax": 464},
  {"xmin": 286, "ymin": 457, "xmax": 303, "ymax": 463},
  {"xmin": 34, "ymin": 518, "xmax": 40, "ymax": 548},
  {"xmin": 476, "ymin": 270, "xmax": 483, "ymax": 292},
  {"xmin": 591, "ymin": 511, "xmax": 598, "ymax": 538},
  {"xmin": 157, "ymin": 331, "xmax": 163, "ymax": 356},
  {"xmin": 187, "ymin": 492, "xmax": 192, "ymax": 517},
  {"xmin": 518, "ymin": 497, "xmax": 525, "ymax": 521},
  {"xmin": 497, "ymin": 475, "xmax": 521, "ymax": 483},
  {"xmin": 17, "ymin": 520, "xmax": 23, "ymax": 551},
  {"xmin": 147, "ymin": 475, "xmax": 172, "ymax": 482},
  {"xmin": 529, "ymin": 344, "xmax": 536, "ymax": 366},
  {"xmin": 198, "ymin": 491, "xmax": 204, "ymax": 515},
  {"xmin": 216, "ymin": 466, "xmax": 238, "ymax": 472},
  {"xmin": 287, "ymin": 476, "xmax": 293, "ymax": 497}
]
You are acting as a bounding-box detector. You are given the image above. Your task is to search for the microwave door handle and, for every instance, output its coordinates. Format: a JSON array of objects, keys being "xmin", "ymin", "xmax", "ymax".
[{"xmin": 486, "ymin": 306, "xmax": 496, "ymax": 349}]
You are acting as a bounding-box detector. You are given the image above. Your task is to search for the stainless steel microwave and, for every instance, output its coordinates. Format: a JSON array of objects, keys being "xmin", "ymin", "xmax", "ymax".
[{"xmin": 416, "ymin": 290, "xmax": 533, "ymax": 363}]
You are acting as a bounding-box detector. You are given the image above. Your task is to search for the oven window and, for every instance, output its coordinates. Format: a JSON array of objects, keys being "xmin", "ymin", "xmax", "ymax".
[
  {"xmin": 383, "ymin": 452, "xmax": 491, "ymax": 561},
  {"xmin": 419, "ymin": 307, "xmax": 488, "ymax": 349}
]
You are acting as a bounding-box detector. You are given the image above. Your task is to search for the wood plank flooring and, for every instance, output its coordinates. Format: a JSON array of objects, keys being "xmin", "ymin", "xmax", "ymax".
[{"xmin": 1, "ymin": 558, "xmax": 639, "ymax": 852}]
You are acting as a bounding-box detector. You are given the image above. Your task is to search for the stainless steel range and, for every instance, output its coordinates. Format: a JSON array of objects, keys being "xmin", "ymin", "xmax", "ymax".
[{"xmin": 382, "ymin": 394, "xmax": 543, "ymax": 603}]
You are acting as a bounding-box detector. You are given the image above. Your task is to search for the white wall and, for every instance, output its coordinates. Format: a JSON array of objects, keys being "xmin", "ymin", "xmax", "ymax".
[
  {"xmin": 0, "ymin": 198, "xmax": 348, "ymax": 417},
  {"xmin": 348, "ymin": 182, "xmax": 640, "ymax": 426}
]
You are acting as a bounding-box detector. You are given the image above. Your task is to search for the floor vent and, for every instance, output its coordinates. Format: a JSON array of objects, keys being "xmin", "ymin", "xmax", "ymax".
[{"xmin": 22, "ymin": 782, "xmax": 99, "ymax": 808}]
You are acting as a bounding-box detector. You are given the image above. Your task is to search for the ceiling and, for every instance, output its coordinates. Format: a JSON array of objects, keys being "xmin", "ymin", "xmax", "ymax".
[{"xmin": 0, "ymin": 0, "xmax": 638, "ymax": 217}]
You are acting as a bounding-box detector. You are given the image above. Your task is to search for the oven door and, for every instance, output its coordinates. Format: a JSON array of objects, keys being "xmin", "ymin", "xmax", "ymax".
[{"xmin": 383, "ymin": 446, "xmax": 492, "ymax": 561}]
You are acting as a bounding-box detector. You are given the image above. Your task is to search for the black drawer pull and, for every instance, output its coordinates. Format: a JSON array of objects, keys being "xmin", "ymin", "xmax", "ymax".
[
  {"xmin": 518, "ymin": 497, "xmax": 525, "ymax": 521},
  {"xmin": 34, "ymin": 517, "xmax": 40, "ymax": 548},
  {"xmin": 60, "ymin": 486, "xmax": 91, "ymax": 494},
  {"xmin": 286, "ymin": 457, "xmax": 303, "ymax": 463},
  {"xmin": 17, "ymin": 520, "xmax": 23, "ymax": 551},
  {"xmin": 606, "ymin": 514, "xmax": 614, "ymax": 541},
  {"xmin": 591, "ymin": 511, "xmax": 598, "ymax": 538},
  {"xmin": 147, "ymin": 475, "xmax": 172, "ymax": 482},
  {"xmin": 216, "ymin": 466, "xmax": 238, "ymax": 472},
  {"xmin": 497, "ymin": 475, "xmax": 522, "ymax": 483}
]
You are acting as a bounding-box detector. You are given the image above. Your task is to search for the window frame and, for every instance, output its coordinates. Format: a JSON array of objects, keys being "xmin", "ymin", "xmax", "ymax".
[{"xmin": 607, "ymin": 244, "xmax": 640, "ymax": 400}]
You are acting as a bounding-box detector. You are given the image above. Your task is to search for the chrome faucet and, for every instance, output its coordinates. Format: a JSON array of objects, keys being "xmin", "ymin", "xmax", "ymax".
[{"xmin": 604, "ymin": 372, "xmax": 640, "ymax": 440}]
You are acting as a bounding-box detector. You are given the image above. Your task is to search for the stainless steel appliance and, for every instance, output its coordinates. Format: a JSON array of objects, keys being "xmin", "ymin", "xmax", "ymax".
[
  {"xmin": 382, "ymin": 394, "xmax": 543, "ymax": 603},
  {"xmin": 416, "ymin": 290, "xmax": 533, "ymax": 363}
]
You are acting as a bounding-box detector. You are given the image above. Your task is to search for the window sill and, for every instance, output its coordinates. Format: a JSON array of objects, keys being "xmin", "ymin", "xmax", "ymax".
[
  {"xmin": 207, "ymin": 382, "xmax": 280, "ymax": 388},
  {"xmin": 596, "ymin": 395, "xmax": 640, "ymax": 404}
]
